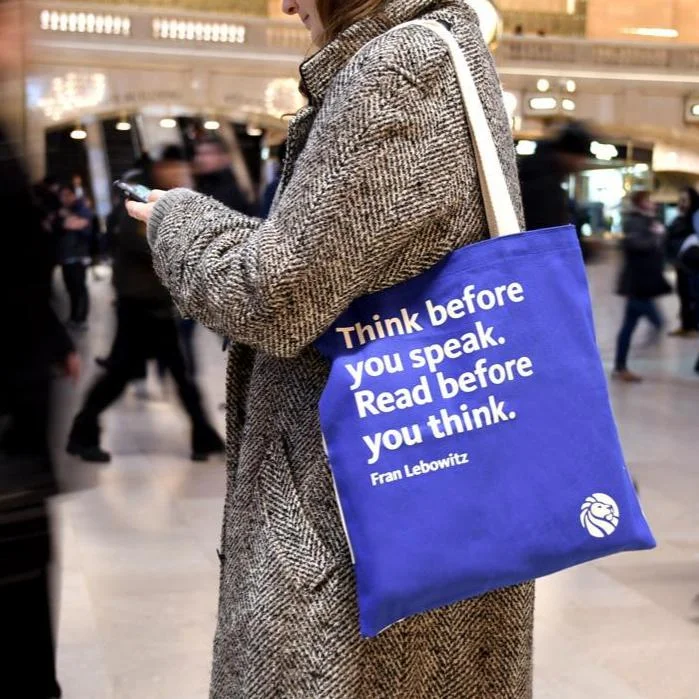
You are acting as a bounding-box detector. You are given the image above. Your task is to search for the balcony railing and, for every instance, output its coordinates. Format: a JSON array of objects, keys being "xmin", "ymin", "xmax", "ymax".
[
  {"xmin": 496, "ymin": 35, "xmax": 699, "ymax": 73},
  {"xmin": 49, "ymin": 0, "xmax": 269, "ymax": 15},
  {"xmin": 502, "ymin": 10, "xmax": 586, "ymax": 38},
  {"xmin": 29, "ymin": 2, "xmax": 310, "ymax": 56}
]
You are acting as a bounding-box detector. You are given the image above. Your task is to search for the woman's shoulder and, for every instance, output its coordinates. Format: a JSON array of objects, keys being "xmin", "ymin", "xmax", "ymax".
[{"xmin": 337, "ymin": 14, "xmax": 487, "ymax": 97}]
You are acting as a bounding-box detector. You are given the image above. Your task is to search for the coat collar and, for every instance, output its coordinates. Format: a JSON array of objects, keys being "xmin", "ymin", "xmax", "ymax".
[{"xmin": 299, "ymin": 0, "xmax": 472, "ymax": 105}]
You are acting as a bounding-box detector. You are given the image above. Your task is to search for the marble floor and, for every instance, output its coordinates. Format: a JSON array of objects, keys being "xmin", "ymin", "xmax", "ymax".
[{"xmin": 48, "ymin": 251, "xmax": 698, "ymax": 699}]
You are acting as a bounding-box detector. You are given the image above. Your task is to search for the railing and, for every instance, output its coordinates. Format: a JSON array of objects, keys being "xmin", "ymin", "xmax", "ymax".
[
  {"xmin": 502, "ymin": 10, "xmax": 586, "ymax": 38},
  {"xmin": 497, "ymin": 35, "xmax": 699, "ymax": 73},
  {"xmin": 28, "ymin": 1, "xmax": 311, "ymax": 57},
  {"xmin": 49, "ymin": 0, "xmax": 269, "ymax": 15}
]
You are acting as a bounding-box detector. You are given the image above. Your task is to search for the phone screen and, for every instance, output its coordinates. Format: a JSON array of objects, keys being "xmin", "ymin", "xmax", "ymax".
[
  {"xmin": 128, "ymin": 184, "xmax": 152, "ymax": 202},
  {"xmin": 114, "ymin": 180, "xmax": 152, "ymax": 203}
]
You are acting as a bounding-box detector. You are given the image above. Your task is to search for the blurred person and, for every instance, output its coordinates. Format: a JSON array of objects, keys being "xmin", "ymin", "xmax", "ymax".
[
  {"xmin": 95, "ymin": 165, "xmax": 153, "ymax": 389},
  {"xmin": 194, "ymin": 135, "xmax": 252, "ymax": 214},
  {"xmin": 33, "ymin": 176, "xmax": 62, "ymax": 270},
  {"xmin": 0, "ymin": 123, "xmax": 79, "ymax": 698},
  {"xmin": 126, "ymin": 0, "xmax": 535, "ymax": 697},
  {"xmin": 66, "ymin": 150, "xmax": 224, "ymax": 463},
  {"xmin": 260, "ymin": 140, "xmax": 286, "ymax": 218},
  {"xmin": 56, "ymin": 184, "xmax": 94, "ymax": 330},
  {"xmin": 664, "ymin": 187, "xmax": 699, "ymax": 337},
  {"xmin": 153, "ymin": 145, "xmax": 199, "ymax": 376},
  {"xmin": 518, "ymin": 121, "xmax": 593, "ymax": 231},
  {"xmin": 613, "ymin": 191, "xmax": 671, "ymax": 383},
  {"xmin": 676, "ymin": 228, "xmax": 699, "ymax": 374},
  {"xmin": 34, "ymin": 175, "xmax": 62, "ymax": 229},
  {"xmin": 104, "ymin": 191, "xmax": 123, "ymax": 261}
]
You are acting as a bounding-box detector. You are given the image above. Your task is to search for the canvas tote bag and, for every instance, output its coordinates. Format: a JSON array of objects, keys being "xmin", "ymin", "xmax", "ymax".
[{"xmin": 315, "ymin": 19, "xmax": 656, "ymax": 637}]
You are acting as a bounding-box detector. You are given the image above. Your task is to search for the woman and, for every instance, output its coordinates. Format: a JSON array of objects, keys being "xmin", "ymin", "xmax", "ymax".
[
  {"xmin": 613, "ymin": 191, "xmax": 671, "ymax": 383},
  {"xmin": 665, "ymin": 187, "xmax": 699, "ymax": 337},
  {"xmin": 128, "ymin": 0, "xmax": 534, "ymax": 696}
]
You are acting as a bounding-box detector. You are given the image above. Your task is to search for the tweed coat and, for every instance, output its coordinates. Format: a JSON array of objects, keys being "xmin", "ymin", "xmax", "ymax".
[{"xmin": 147, "ymin": 0, "xmax": 535, "ymax": 696}]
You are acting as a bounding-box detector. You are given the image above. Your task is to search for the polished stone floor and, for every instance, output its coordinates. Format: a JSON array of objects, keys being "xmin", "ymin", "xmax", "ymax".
[{"xmin": 50, "ymin": 252, "xmax": 698, "ymax": 698}]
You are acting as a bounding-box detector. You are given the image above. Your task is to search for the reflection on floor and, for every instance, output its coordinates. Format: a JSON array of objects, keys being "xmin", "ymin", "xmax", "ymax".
[{"xmin": 52, "ymin": 254, "xmax": 699, "ymax": 698}]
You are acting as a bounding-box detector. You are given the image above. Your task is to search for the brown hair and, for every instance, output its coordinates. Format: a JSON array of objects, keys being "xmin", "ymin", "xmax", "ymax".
[{"xmin": 316, "ymin": 0, "xmax": 386, "ymax": 44}]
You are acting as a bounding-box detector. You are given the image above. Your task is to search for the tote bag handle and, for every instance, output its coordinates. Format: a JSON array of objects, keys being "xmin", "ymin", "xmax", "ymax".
[{"xmin": 389, "ymin": 19, "xmax": 521, "ymax": 238}]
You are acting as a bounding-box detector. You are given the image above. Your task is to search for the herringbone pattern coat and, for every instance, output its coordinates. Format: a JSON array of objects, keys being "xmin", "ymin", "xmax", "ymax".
[{"xmin": 147, "ymin": 1, "xmax": 535, "ymax": 696}]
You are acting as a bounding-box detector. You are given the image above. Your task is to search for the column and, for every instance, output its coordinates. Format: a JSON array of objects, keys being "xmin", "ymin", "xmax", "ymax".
[{"xmin": 84, "ymin": 117, "xmax": 112, "ymax": 218}]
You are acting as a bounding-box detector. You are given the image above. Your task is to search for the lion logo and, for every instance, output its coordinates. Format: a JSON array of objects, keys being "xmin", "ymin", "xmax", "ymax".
[{"xmin": 580, "ymin": 493, "xmax": 620, "ymax": 538}]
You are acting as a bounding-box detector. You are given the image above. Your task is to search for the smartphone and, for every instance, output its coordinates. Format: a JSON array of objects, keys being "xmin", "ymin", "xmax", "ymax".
[{"xmin": 113, "ymin": 180, "xmax": 152, "ymax": 204}]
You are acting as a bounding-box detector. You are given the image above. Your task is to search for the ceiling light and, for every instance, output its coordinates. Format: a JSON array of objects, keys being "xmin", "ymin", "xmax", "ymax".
[
  {"xmin": 684, "ymin": 99, "xmax": 699, "ymax": 123},
  {"xmin": 246, "ymin": 125, "xmax": 263, "ymax": 137},
  {"xmin": 516, "ymin": 140, "xmax": 537, "ymax": 156},
  {"xmin": 204, "ymin": 120, "xmax": 220, "ymax": 130},
  {"xmin": 159, "ymin": 117, "xmax": 177, "ymax": 128},
  {"xmin": 590, "ymin": 141, "xmax": 619, "ymax": 161},
  {"xmin": 536, "ymin": 79, "xmax": 550, "ymax": 93},
  {"xmin": 115, "ymin": 120, "xmax": 131, "ymax": 131},
  {"xmin": 621, "ymin": 27, "xmax": 679, "ymax": 39},
  {"xmin": 529, "ymin": 96, "xmax": 557, "ymax": 111},
  {"xmin": 70, "ymin": 128, "xmax": 87, "ymax": 140},
  {"xmin": 565, "ymin": 80, "xmax": 577, "ymax": 93},
  {"xmin": 561, "ymin": 98, "xmax": 576, "ymax": 112}
]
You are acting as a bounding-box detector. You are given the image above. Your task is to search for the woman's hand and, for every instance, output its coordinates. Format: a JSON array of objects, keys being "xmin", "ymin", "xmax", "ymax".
[{"xmin": 126, "ymin": 190, "xmax": 166, "ymax": 224}]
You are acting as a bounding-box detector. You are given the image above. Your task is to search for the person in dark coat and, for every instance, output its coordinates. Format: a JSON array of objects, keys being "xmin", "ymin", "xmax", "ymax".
[
  {"xmin": 676, "ymin": 227, "xmax": 699, "ymax": 373},
  {"xmin": 66, "ymin": 158, "xmax": 224, "ymax": 463},
  {"xmin": 518, "ymin": 121, "xmax": 593, "ymax": 231},
  {"xmin": 0, "ymin": 122, "xmax": 79, "ymax": 699},
  {"xmin": 613, "ymin": 191, "xmax": 672, "ymax": 382},
  {"xmin": 664, "ymin": 186, "xmax": 699, "ymax": 337},
  {"xmin": 56, "ymin": 184, "xmax": 94, "ymax": 329},
  {"xmin": 154, "ymin": 146, "xmax": 199, "ymax": 376},
  {"xmin": 194, "ymin": 136, "xmax": 252, "ymax": 214}
]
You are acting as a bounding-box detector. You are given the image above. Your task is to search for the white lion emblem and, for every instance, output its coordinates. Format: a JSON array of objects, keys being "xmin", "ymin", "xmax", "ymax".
[{"xmin": 580, "ymin": 493, "xmax": 620, "ymax": 538}]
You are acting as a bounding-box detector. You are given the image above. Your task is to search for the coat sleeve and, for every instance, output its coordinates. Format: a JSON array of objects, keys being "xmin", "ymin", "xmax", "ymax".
[{"xmin": 147, "ymin": 65, "xmax": 467, "ymax": 357}]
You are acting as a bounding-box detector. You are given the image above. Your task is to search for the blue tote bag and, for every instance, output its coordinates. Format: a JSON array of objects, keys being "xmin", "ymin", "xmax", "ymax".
[{"xmin": 315, "ymin": 20, "xmax": 655, "ymax": 638}]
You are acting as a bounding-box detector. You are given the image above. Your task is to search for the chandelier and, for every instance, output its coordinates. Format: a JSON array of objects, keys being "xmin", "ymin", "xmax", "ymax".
[
  {"xmin": 38, "ymin": 72, "xmax": 107, "ymax": 122},
  {"xmin": 264, "ymin": 78, "xmax": 306, "ymax": 119}
]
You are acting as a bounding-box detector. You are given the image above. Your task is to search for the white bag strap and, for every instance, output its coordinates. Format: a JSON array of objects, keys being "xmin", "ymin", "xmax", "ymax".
[{"xmin": 388, "ymin": 19, "xmax": 521, "ymax": 237}]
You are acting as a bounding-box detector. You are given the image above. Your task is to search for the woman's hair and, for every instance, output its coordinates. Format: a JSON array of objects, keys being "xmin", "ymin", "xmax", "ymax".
[
  {"xmin": 682, "ymin": 186, "xmax": 699, "ymax": 216},
  {"xmin": 316, "ymin": 0, "xmax": 385, "ymax": 44}
]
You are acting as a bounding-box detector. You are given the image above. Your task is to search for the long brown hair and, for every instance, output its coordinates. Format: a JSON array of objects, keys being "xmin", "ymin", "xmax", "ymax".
[{"xmin": 316, "ymin": 0, "xmax": 386, "ymax": 44}]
